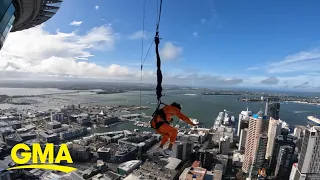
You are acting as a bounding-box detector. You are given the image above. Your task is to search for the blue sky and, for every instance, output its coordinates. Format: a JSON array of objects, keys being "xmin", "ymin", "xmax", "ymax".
[{"xmin": 1, "ymin": 0, "xmax": 320, "ymax": 91}]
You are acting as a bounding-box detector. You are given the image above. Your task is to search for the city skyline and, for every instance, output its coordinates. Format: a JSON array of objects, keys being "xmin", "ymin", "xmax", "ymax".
[
  {"xmin": 0, "ymin": 0, "xmax": 320, "ymax": 91},
  {"xmin": 0, "ymin": 84, "xmax": 319, "ymax": 179}
]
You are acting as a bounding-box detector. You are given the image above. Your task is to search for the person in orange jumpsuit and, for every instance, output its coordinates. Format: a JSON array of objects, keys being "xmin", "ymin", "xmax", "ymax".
[{"xmin": 150, "ymin": 102, "xmax": 197, "ymax": 155}]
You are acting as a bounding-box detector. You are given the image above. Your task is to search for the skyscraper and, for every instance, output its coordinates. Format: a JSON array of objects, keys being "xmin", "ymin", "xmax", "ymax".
[
  {"xmin": 293, "ymin": 126, "xmax": 307, "ymax": 138},
  {"xmin": 238, "ymin": 128, "xmax": 248, "ymax": 151},
  {"xmin": 265, "ymin": 117, "xmax": 282, "ymax": 159},
  {"xmin": 250, "ymin": 133, "xmax": 268, "ymax": 177},
  {"xmin": 274, "ymin": 145, "xmax": 294, "ymax": 179},
  {"xmin": 196, "ymin": 149, "xmax": 215, "ymax": 170},
  {"xmin": 172, "ymin": 141, "xmax": 193, "ymax": 161},
  {"xmin": 264, "ymin": 97, "xmax": 280, "ymax": 120},
  {"xmin": 237, "ymin": 109, "xmax": 252, "ymax": 136},
  {"xmin": 242, "ymin": 114, "xmax": 269, "ymax": 173},
  {"xmin": 269, "ymin": 135, "xmax": 297, "ymax": 172},
  {"xmin": 293, "ymin": 126, "xmax": 307, "ymax": 153},
  {"xmin": 219, "ymin": 135, "xmax": 230, "ymax": 155},
  {"xmin": 294, "ymin": 126, "xmax": 320, "ymax": 180}
]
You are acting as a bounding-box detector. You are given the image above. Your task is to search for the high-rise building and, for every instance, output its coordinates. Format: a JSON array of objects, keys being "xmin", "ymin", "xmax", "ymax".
[
  {"xmin": 242, "ymin": 114, "xmax": 269, "ymax": 173},
  {"xmin": 289, "ymin": 163, "xmax": 299, "ymax": 180},
  {"xmin": 238, "ymin": 128, "xmax": 248, "ymax": 151},
  {"xmin": 269, "ymin": 135, "xmax": 297, "ymax": 172},
  {"xmin": 274, "ymin": 145, "xmax": 294, "ymax": 179},
  {"xmin": 265, "ymin": 117, "xmax": 282, "ymax": 159},
  {"xmin": 172, "ymin": 141, "xmax": 193, "ymax": 161},
  {"xmin": 264, "ymin": 97, "xmax": 280, "ymax": 120},
  {"xmin": 293, "ymin": 126, "xmax": 307, "ymax": 154},
  {"xmin": 294, "ymin": 126, "xmax": 320, "ymax": 180},
  {"xmin": 219, "ymin": 135, "xmax": 230, "ymax": 155},
  {"xmin": 237, "ymin": 109, "xmax": 252, "ymax": 136},
  {"xmin": 0, "ymin": 0, "xmax": 63, "ymax": 50},
  {"xmin": 293, "ymin": 126, "xmax": 307, "ymax": 138},
  {"xmin": 196, "ymin": 149, "xmax": 215, "ymax": 170},
  {"xmin": 250, "ymin": 133, "xmax": 268, "ymax": 177}
]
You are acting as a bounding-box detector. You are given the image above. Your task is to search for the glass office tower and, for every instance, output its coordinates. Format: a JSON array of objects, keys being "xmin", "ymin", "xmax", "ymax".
[{"xmin": 0, "ymin": 0, "xmax": 16, "ymax": 50}]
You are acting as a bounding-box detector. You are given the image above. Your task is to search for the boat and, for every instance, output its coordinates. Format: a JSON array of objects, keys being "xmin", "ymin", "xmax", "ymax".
[
  {"xmin": 307, "ymin": 116, "xmax": 320, "ymax": 126},
  {"xmin": 184, "ymin": 94, "xmax": 198, "ymax": 96}
]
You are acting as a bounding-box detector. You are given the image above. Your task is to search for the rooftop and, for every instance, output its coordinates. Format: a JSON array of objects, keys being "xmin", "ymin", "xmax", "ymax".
[
  {"xmin": 214, "ymin": 164, "xmax": 224, "ymax": 171},
  {"xmin": 252, "ymin": 114, "xmax": 268, "ymax": 120},
  {"xmin": 123, "ymin": 174, "xmax": 139, "ymax": 180},
  {"xmin": 184, "ymin": 167, "xmax": 207, "ymax": 180},
  {"xmin": 104, "ymin": 171, "xmax": 121, "ymax": 180},
  {"xmin": 0, "ymin": 121, "xmax": 9, "ymax": 127},
  {"xmin": 0, "ymin": 127, "xmax": 14, "ymax": 133},
  {"xmin": 97, "ymin": 147, "xmax": 111, "ymax": 152},
  {"xmin": 71, "ymin": 144, "xmax": 89, "ymax": 151},
  {"xmin": 165, "ymin": 157, "xmax": 182, "ymax": 170},
  {"xmin": 220, "ymin": 135, "xmax": 229, "ymax": 141},
  {"xmin": 130, "ymin": 160, "xmax": 178, "ymax": 180},
  {"xmin": 39, "ymin": 131, "xmax": 58, "ymax": 138},
  {"xmin": 47, "ymin": 121, "xmax": 61, "ymax": 125},
  {"xmin": 310, "ymin": 126, "xmax": 320, "ymax": 132},
  {"xmin": 41, "ymin": 172, "xmax": 61, "ymax": 180},
  {"xmin": 192, "ymin": 161, "xmax": 201, "ymax": 168},
  {"xmin": 294, "ymin": 125, "xmax": 307, "ymax": 130},
  {"xmin": 25, "ymin": 124, "xmax": 36, "ymax": 130},
  {"xmin": 118, "ymin": 160, "xmax": 142, "ymax": 171},
  {"xmin": 6, "ymin": 133, "xmax": 23, "ymax": 141}
]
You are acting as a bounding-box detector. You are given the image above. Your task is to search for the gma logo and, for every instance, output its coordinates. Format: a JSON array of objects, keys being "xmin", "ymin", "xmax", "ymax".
[{"xmin": 7, "ymin": 143, "xmax": 77, "ymax": 173}]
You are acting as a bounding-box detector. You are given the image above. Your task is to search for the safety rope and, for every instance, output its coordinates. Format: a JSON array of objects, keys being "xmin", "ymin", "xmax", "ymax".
[
  {"xmin": 155, "ymin": 0, "xmax": 163, "ymax": 110},
  {"xmin": 156, "ymin": 0, "xmax": 163, "ymax": 33},
  {"xmin": 140, "ymin": 0, "xmax": 164, "ymax": 121},
  {"xmin": 139, "ymin": 0, "xmax": 147, "ymax": 116}
]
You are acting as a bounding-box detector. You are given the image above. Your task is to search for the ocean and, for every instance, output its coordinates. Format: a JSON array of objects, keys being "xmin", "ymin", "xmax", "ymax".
[{"xmin": 0, "ymin": 88, "xmax": 319, "ymax": 132}]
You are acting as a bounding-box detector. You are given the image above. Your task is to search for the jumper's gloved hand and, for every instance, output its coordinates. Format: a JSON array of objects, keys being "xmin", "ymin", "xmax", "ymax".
[{"xmin": 191, "ymin": 120, "xmax": 199, "ymax": 126}]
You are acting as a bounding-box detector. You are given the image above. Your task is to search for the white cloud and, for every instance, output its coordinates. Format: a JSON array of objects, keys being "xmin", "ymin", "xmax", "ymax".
[
  {"xmin": 129, "ymin": 30, "xmax": 148, "ymax": 40},
  {"xmin": 201, "ymin": 18, "xmax": 206, "ymax": 24},
  {"xmin": 0, "ymin": 24, "xmax": 248, "ymax": 86},
  {"xmin": 69, "ymin": 21, "xmax": 83, "ymax": 26},
  {"xmin": 160, "ymin": 42, "xmax": 183, "ymax": 61},
  {"xmin": 95, "ymin": 5, "xmax": 99, "ymax": 10},
  {"xmin": 0, "ymin": 24, "xmax": 130, "ymax": 80},
  {"xmin": 192, "ymin": 32, "xmax": 198, "ymax": 37},
  {"xmin": 267, "ymin": 49, "xmax": 320, "ymax": 74}
]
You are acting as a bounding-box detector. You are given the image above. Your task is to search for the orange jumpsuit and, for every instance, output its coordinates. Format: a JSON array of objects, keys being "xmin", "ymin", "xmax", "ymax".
[{"xmin": 151, "ymin": 105, "xmax": 194, "ymax": 146}]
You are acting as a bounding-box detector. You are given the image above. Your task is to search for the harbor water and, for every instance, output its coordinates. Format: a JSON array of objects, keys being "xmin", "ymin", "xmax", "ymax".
[{"xmin": 0, "ymin": 88, "xmax": 319, "ymax": 132}]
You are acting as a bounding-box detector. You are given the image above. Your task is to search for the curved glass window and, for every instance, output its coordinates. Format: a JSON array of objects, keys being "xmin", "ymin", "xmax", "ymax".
[
  {"xmin": 0, "ymin": 1, "xmax": 15, "ymax": 51},
  {"xmin": 0, "ymin": 3, "xmax": 15, "ymax": 33},
  {"xmin": 0, "ymin": 0, "xmax": 12, "ymax": 18}
]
